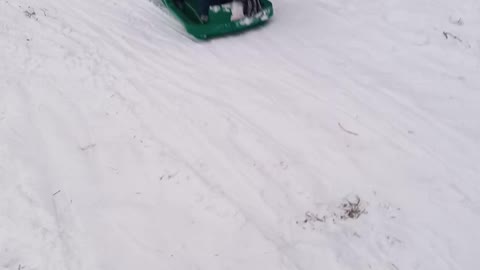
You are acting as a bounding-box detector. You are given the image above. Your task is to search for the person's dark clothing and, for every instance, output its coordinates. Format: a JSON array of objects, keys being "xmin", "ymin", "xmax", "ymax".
[{"xmin": 176, "ymin": 0, "xmax": 262, "ymax": 20}]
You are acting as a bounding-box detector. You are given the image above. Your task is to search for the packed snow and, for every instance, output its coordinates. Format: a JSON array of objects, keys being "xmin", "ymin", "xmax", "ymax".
[{"xmin": 1, "ymin": 0, "xmax": 480, "ymax": 269}]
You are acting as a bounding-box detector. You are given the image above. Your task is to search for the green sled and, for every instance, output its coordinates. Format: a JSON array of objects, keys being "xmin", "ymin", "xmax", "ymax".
[{"xmin": 162, "ymin": 0, "xmax": 274, "ymax": 40}]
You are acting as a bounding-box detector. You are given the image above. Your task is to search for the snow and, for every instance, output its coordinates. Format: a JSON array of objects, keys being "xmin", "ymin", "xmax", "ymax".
[
  {"xmin": 1, "ymin": 0, "xmax": 480, "ymax": 269},
  {"xmin": 210, "ymin": 5, "xmax": 222, "ymax": 13}
]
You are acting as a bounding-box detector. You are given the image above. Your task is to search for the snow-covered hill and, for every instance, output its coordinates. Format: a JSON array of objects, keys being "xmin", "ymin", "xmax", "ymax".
[{"xmin": 1, "ymin": 0, "xmax": 479, "ymax": 269}]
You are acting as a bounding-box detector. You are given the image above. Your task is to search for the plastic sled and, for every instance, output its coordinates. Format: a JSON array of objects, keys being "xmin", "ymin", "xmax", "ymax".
[{"xmin": 162, "ymin": 0, "xmax": 274, "ymax": 39}]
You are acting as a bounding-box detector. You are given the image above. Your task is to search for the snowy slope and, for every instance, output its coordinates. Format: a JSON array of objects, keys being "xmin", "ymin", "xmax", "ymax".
[{"xmin": 1, "ymin": 0, "xmax": 480, "ymax": 269}]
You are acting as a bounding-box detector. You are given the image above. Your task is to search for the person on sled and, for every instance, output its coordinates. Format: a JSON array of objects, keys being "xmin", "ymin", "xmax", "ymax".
[{"xmin": 175, "ymin": 0, "xmax": 262, "ymax": 23}]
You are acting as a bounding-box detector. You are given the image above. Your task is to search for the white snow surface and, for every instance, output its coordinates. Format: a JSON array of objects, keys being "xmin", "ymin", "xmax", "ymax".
[{"xmin": 1, "ymin": 0, "xmax": 480, "ymax": 269}]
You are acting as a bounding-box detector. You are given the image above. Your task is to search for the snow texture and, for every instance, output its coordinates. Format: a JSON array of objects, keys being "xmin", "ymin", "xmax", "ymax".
[{"xmin": 1, "ymin": 0, "xmax": 480, "ymax": 269}]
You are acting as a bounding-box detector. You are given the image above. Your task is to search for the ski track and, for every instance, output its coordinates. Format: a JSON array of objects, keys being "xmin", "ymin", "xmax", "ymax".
[{"xmin": 1, "ymin": 0, "xmax": 480, "ymax": 269}]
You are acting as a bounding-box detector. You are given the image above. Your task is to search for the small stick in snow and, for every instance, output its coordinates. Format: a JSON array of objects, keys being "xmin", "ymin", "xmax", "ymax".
[
  {"xmin": 449, "ymin": 17, "xmax": 464, "ymax": 26},
  {"xmin": 443, "ymin": 31, "xmax": 463, "ymax": 42},
  {"xmin": 338, "ymin": 122, "xmax": 359, "ymax": 136},
  {"xmin": 53, "ymin": 190, "xmax": 61, "ymax": 196},
  {"xmin": 80, "ymin": 143, "xmax": 96, "ymax": 151}
]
